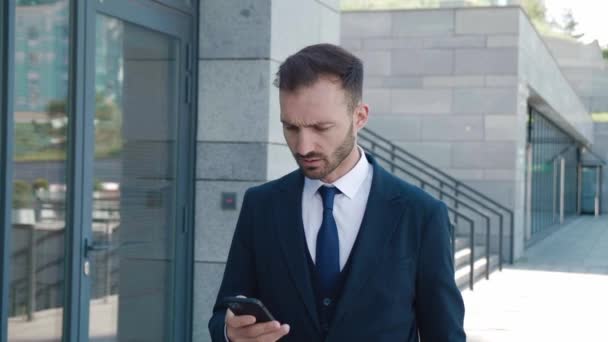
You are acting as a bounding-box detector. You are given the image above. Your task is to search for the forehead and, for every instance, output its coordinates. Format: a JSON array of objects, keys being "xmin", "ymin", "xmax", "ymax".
[{"xmin": 279, "ymin": 78, "xmax": 348, "ymax": 122}]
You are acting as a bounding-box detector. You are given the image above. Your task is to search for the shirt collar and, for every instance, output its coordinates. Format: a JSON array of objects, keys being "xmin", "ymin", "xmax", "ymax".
[{"xmin": 303, "ymin": 146, "xmax": 370, "ymax": 200}]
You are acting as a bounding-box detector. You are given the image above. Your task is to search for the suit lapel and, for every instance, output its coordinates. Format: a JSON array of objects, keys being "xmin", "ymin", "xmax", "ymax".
[
  {"xmin": 273, "ymin": 171, "xmax": 321, "ymax": 333},
  {"xmin": 331, "ymin": 158, "xmax": 406, "ymax": 327}
]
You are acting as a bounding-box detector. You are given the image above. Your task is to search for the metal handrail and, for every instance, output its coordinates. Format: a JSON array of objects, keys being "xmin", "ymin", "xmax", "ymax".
[
  {"xmin": 363, "ymin": 140, "xmax": 498, "ymax": 273},
  {"xmin": 366, "ymin": 138, "xmax": 503, "ymax": 217},
  {"xmin": 9, "ymin": 200, "xmax": 120, "ymax": 317},
  {"xmin": 360, "ymin": 128, "xmax": 516, "ymax": 288},
  {"xmin": 361, "ymin": 128, "xmax": 513, "ymax": 212},
  {"xmin": 369, "ymin": 151, "xmax": 485, "ymax": 289},
  {"xmin": 370, "ymin": 151, "xmax": 492, "ymax": 228},
  {"xmin": 9, "ymin": 246, "xmax": 119, "ymax": 317},
  {"xmin": 449, "ymin": 211, "xmax": 476, "ymax": 290},
  {"xmin": 360, "ymin": 128, "xmax": 515, "ymax": 265}
]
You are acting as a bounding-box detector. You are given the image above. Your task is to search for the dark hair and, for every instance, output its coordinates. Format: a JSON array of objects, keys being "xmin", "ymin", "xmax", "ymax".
[{"xmin": 274, "ymin": 43, "xmax": 363, "ymax": 111}]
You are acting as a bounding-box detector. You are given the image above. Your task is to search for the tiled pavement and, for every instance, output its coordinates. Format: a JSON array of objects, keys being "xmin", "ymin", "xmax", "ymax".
[{"xmin": 462, "ymin": 215, "xmax": 608, "ymax": 342}]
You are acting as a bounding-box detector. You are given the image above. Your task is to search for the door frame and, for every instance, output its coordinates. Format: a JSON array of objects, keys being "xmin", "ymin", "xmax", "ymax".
[
  {"xmin": 0, "ymin": 1, "xmax": 16, "ymax": 341},
  {"xmin": 75, "ymin": 1, "xmax": 195, "ymax": 341}
]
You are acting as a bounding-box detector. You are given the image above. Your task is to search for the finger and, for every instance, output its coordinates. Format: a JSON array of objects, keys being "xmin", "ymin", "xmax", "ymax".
[
  {"xmin": 258, "ymin": 324, "xmax": 290, "ymax": 342},
  {"xmin": 226, "ymin": 311, "xmax": 256, "ymax": 328},
  {"xmin": 240, "ymin": 320, "xmax": 281, "ymax": 338}
]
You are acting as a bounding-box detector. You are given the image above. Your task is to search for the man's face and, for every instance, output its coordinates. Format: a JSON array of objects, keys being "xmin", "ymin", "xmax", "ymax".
[{"xmin": 280, "ymin": 77, "xmax": 366, "ymax": 181}]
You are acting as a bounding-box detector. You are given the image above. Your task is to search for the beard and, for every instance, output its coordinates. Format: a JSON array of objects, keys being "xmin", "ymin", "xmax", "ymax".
[{"xmin": 295, "ymin": 127, "xmax": 356, "ymax": 180}]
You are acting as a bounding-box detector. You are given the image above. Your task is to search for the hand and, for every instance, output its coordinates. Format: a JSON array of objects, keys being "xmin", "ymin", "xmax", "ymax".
[{"xmin": 225, "ymin": 308, "xmax": 290, "ymax": 342}]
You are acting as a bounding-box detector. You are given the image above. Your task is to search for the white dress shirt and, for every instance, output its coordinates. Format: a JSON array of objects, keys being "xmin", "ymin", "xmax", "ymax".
[{"xmin": 302, "ymin": 146, "xmax": 373, "ymax": 270}]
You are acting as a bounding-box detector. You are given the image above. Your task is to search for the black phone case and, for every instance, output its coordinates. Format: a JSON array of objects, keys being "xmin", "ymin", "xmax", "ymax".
[{"xmin": 222, "ymin": 297, "xmax": 275, "ymax": 323}]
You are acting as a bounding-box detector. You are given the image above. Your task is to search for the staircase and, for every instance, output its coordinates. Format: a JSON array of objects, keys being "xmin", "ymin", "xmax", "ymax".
[{"xmin": 359, "ymin": 128, "xmax": 513, "ymax": 290}]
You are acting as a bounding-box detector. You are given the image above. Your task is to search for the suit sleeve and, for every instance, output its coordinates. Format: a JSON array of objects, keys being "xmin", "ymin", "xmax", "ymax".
[
  {"xmin": 208, "ymin": 189, "xmax": 258, "ymax": 341},
  {"xmin": 415, "ymin": 201, "xmax": 466, "ymax": 342}
]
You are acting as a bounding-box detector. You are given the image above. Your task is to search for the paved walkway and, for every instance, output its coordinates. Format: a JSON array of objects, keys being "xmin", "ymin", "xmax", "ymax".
[{"xmin": 463, "ymin": 215, "xmax": 608, "ymax": 342}]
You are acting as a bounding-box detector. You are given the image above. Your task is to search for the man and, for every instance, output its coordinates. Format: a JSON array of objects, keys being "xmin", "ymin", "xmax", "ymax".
[{"xmin": 208, "ymin": 43, "xmax": 465, "ymax": 342}]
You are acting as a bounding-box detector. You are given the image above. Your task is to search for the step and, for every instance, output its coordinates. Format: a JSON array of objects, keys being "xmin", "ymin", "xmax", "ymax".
[
  {"xmin": 454, "ymin": 245, "xmax": 488, "ymax": 269},
  {"xmin": 455, "ymin": 254, "xmax": 499, "ymax": 291},
  {"xmin": 454, "ymin": 237, "xmax": 469, "ymax": 251}
]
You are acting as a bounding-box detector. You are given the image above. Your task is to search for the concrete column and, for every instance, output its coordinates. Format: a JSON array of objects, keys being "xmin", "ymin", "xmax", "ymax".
[{"xmin": 194, "ymin": 1, "xmax": 339, "ymax": 341}]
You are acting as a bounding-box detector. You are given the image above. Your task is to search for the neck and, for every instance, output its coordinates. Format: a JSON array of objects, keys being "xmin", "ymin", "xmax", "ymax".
[{"xmin": 321, "ymin": 145, "xmax": 361, "ymax": 184}]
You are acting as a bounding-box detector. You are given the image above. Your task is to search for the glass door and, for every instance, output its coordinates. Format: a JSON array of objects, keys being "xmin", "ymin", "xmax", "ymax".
[
  {"xmin": 581, "ymin": 166, "xmax": 600, "ymax": 215},
  {"xmin": 80, "ymin": 1, "xmax": 193, "ymax": 341}
]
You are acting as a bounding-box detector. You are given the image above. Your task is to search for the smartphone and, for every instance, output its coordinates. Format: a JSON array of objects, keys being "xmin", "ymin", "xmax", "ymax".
[{"xmin": 221, "ymin": 296, "xmax": 275, "ymax": 323}]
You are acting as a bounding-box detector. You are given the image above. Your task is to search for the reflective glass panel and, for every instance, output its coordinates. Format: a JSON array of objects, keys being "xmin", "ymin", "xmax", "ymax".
[{"xmin": 8, "ymin": 1, "xmax": 70, "ymax": 340}]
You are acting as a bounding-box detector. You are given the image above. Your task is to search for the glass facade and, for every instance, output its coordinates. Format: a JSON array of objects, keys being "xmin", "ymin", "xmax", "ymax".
[
  {"xmin": 528, "ymin": 107, "xmax": 579, "ymax": 237},
  {"xmin": 8, "ymin": 1, "xmax": 70, "ymax": 340},
  {"xmin": 2, "ymin": 1, "xmax": 195, "ymax": 341}
]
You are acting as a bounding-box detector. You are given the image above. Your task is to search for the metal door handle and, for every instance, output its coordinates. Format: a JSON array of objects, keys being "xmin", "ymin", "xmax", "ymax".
[
  {"xmin": 84, "ymin": 238, "xmax": 111, "ymax": 257},
  {"xmin": 84, "ymin": 239, "xmax": 146, "ymax": 257}
]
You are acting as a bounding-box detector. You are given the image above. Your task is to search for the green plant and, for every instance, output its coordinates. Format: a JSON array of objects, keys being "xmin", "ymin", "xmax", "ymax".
[
  {"xmin": 94, "ymin": 180, "xmax": 104, "ymax": 192},
  {"xmin": 32, "ymin": 178, "xmax": 50, "ymax": 191},
  {"xmin": 12, "ymin": 180, "xmax": 33, "ymax": 209},
  {"xmin": 46, "ymin": 99, "xmax": 67, "ymax": 119},
  {"xmin": 521, "ymin": 0, "xmax": 547, "ymax": 22}
]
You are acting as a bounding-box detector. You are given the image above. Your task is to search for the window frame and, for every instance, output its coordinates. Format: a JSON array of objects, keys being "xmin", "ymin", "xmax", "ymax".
[{"xmin": 0, "ymin": 1, "xmax": 15, "ymax": 342}]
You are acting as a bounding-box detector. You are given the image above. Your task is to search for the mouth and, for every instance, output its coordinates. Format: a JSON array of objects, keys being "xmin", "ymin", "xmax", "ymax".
[{"xmin": 299, "ymin": 157, "xmax": 322, "ymax": 167}]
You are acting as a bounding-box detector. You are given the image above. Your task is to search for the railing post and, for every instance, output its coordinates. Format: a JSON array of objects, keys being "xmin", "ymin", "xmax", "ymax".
[
  {"xmin": 485, "ymin": 218, "xmax": 490, "ymax": 280},
  {"xmin": 439, "ymin": 181, "xmax": 444, "ymax": 201},
  {"xmin": 451, "ymin": 223, "xmax": 456, "ymax": 267},
  {"xmin": 11, "ymin": 284, "xmax": 17, "ymax": 317},
  {"xmin": 104, "ymin": 221, "xmax": 112, "ymax": 303},
  {"xmin": 469, "ymin": 221, "xmax": 475, "ymax": 291},
  {"xmin": 600, "ymin": 165, "xmax": 603, "ymax": 215},
  {"xmin": 27, "ymin": 225, "xmax": 36, "ymax": 321},
  {"xmin": 560, "ymin": 157, "xmax": 565, "ymax": 224},
  {"xmin": 454, "ymin": 183, "xmax": 459, "ymax": 225},
  {"xmin": 595, "ymin": 165, "xmax": 601, "ymax": 217},
  {"xmin": 498, "ymin": 215, "xmax": 503, "ymax": 271},
  {"xmin": 34, "ymin": 196, "xmax": 42, "ymax": 223},
  {"xmin": 510, "ymin": 212, "xmax": 515, "ymax": 264},
  {"xmin": 390, "ymin": 145, "xmax": 396, "ymax": 173}
]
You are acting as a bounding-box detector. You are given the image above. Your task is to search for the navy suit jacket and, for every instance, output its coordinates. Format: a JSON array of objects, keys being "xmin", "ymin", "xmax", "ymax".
[{"xmin": 209, "ymin": 154, "xmax": 466, "ymax": 341}]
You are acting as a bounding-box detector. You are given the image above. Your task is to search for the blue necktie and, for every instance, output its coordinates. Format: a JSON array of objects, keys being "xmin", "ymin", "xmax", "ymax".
[{"xmin": 316, "ymin": 186, "xmax": 341, "ymax": 297}]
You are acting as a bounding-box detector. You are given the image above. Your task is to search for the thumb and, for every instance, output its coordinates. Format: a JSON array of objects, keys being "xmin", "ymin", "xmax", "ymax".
[{"xmin": 226, "ymin": 308, "xmax": 234, "ymax": 320}]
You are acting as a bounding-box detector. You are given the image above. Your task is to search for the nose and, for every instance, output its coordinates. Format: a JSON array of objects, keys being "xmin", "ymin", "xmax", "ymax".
[{"xmin": 295, "ymin": 129, "xmax": 315, "ymax": 157}]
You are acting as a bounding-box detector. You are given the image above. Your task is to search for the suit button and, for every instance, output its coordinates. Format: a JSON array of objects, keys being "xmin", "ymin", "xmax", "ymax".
[{"xmin": 322, "ymin": 298, "xmax": 332, "ymax": 306}]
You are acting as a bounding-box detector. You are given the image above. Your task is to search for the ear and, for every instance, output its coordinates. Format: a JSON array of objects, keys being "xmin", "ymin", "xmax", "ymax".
[{"xmin": 353, "ymin": 103, "xmax": 369, "ymax": 131}]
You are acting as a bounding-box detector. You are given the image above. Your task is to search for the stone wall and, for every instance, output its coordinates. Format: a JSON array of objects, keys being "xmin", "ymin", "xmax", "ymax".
[
  {"xmin": 517, "ymin": 12, "xmax": 593, "ymax": 144},
  {"xmin": 342, "ymin": 7, "xmax": 524, "ymax": 258},
  {"xmin": 341, "ymin": 6, "xmax": 594, "ymax": 260},
  {"xmin": 342, "ymin": 7, "xmax": 521, "ymax": 206},
  {"xmin": 544, "ymin": 37, "xmax": 608, "ymax": 115}
]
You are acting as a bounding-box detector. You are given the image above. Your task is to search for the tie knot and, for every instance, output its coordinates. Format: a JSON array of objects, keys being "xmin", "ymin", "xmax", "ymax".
[{"xmin": 319, "ymin": 186, "xmax": 340, "ymax": 210}]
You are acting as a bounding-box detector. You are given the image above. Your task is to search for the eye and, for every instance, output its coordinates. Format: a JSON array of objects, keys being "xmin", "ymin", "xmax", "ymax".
[
  {"xmin": 283, "ymin": 124, "xmax": 297, "ymax": 131},
  {"xmin": 315, "ymin": 125, "xmax": 332, "ymax": 132}
]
